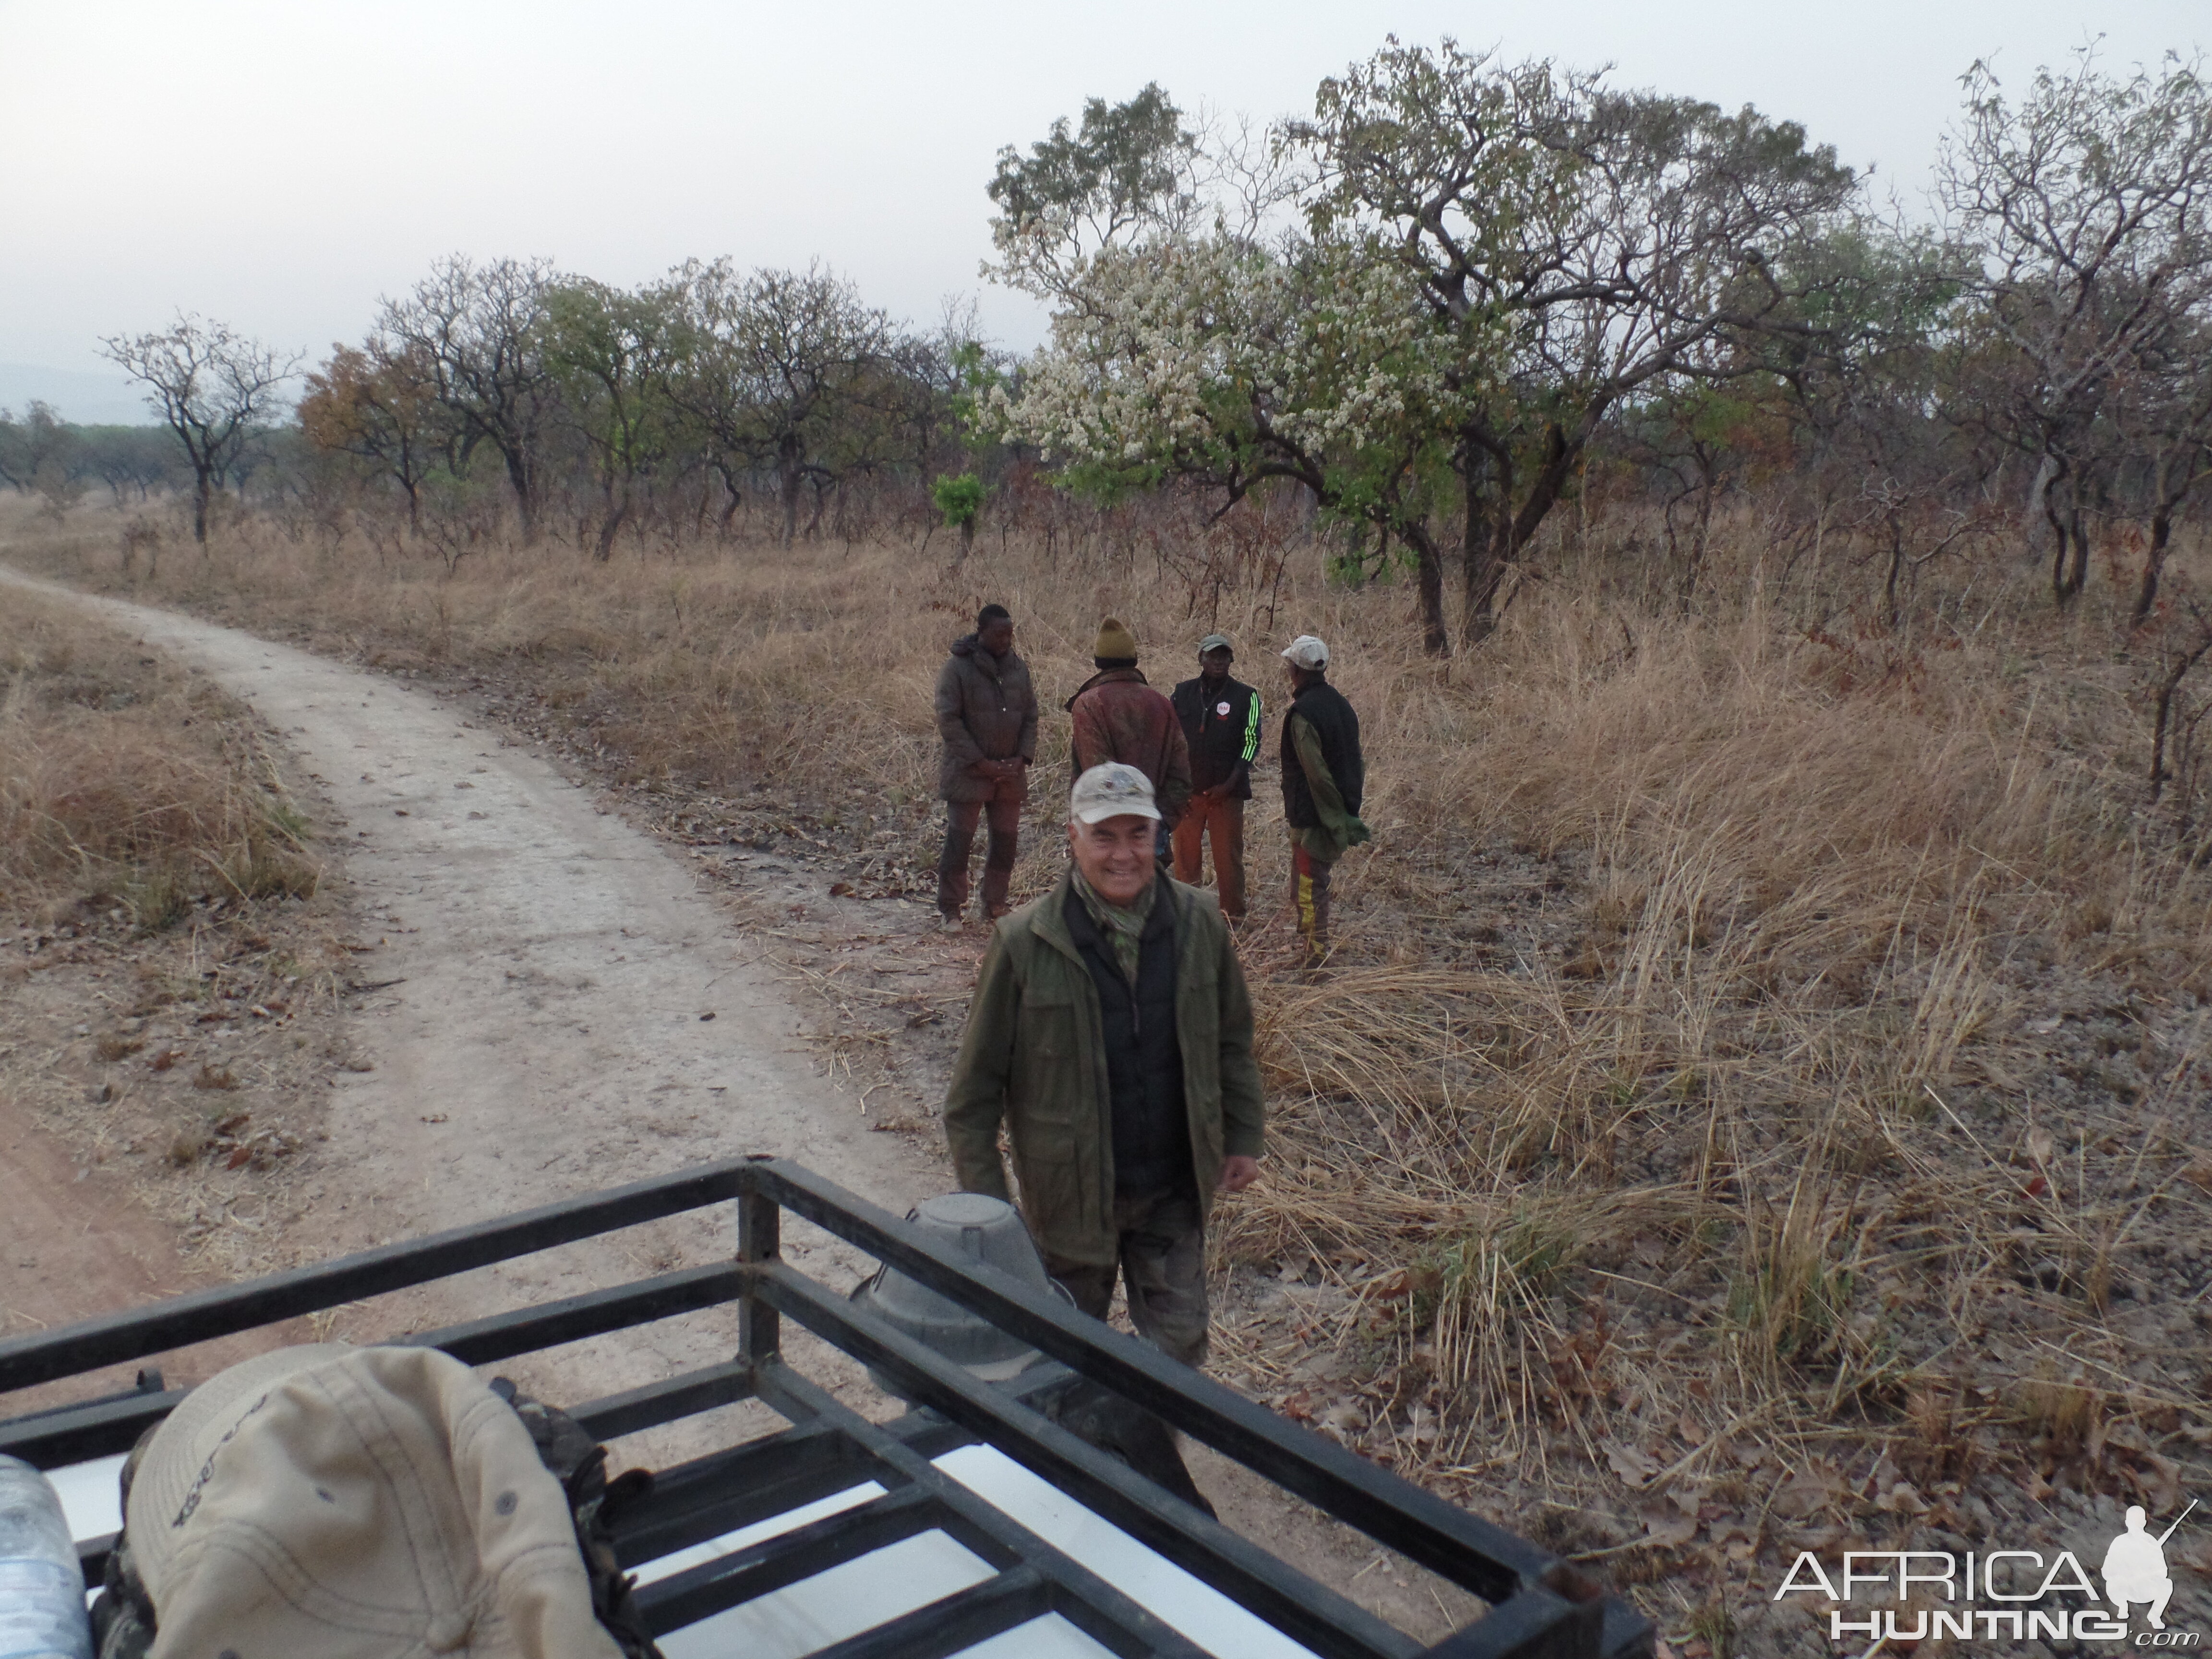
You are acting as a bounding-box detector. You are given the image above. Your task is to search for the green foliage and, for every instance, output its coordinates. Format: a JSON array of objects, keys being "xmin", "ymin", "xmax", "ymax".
[
  {"xmin": 541, "ymin": 277, "xmax": 681, "ymax": 475},
  {"xmin": 988, "ymin": 82, "xmax": 1195, "ymax": 258},
  {"xmin": 931, "ymin": 472, "xmax": 986, "ymax": 527},
  {"xmin": 946, "ymin": 341, "xmax": 1004, "ymax": 448}
]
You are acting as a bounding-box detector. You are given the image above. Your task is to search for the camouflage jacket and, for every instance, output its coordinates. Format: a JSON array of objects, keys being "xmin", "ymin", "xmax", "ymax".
[{"xmin": 1065, "ymin": 669, "xmax": 1192, "ymax": 824}]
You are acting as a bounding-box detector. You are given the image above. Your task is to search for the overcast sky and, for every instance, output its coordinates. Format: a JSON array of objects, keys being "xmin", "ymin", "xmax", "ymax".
[{"xmin": 1, "ymin": 0, "xmax": 2203, "ymax": 420}]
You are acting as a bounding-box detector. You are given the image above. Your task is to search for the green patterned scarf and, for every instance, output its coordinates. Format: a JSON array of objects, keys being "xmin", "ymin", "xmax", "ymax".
[{"xmin": 1073, "ymin": 871, "xmax": 1156, "ymax": 984}]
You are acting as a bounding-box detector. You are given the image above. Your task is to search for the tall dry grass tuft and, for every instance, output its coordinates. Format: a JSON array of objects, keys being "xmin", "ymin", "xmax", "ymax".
[
  {"xmin": 7, "ymin": 493, "xmax": 2211, "ymax": 1546},
  {"xmin": 0, "ymin": 588, "xmax": 318, "ymax": 923}
]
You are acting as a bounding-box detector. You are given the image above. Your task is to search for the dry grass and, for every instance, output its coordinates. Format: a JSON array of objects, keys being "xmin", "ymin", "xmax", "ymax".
[
  {"xmin": 1, "ymin": 584, "xmax": 319, "ymax": 923},
  {"xmin": 8, "ymin": 491, "xmax": 2212, "ymax": 1604},
  {"xmin": 0, "ymin": 575, "xmax": 353, "ymax": 1292}
]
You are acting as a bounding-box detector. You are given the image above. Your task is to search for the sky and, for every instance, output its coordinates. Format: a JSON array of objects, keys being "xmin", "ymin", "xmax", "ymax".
[{"xmin": 2, "ymin": 0, "xmax": 2204, "ymax": 422}]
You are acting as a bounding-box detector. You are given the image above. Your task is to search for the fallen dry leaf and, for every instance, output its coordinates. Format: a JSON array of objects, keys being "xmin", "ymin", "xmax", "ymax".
[
  {"xmin": 1604, "ymin": 1440, "xmax": 1659, "ymax": 1489},
  {"xmin": 1639, "ymin": 1505, "xmax": 1697, "ymax": 1548},
  {"xmin": 1707, "ymin": 1513, "xmax": 1757, "ymax": 1547},
  {"xmin": 1875, "ymin": 1479, "xmax": 1930, "ymax": 1515},
  {"xmin": 1770, "ymin": 1462, "xmax": 1841, "ymax": 1518}
]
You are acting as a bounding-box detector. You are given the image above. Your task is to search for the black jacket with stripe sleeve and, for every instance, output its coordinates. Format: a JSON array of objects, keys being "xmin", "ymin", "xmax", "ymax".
[{"xmin": 1168, "ymin": 675, "xmax": 1262, "ymax": 799}]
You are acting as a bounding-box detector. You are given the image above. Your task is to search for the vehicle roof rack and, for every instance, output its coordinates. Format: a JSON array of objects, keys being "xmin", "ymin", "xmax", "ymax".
[{"xmin": 0, "ymin": 1155, "xmax": 1652, "ymax": 1659}]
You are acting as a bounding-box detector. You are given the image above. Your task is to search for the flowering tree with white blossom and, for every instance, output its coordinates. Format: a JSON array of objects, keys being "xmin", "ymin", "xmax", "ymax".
[
  {"xmin": 988, "ymin": 228, "xmax": 1498, "ymax": 653},
  {"xmin": 988, "ymin": 55, "xmax": 1858, "ymax": 655}
]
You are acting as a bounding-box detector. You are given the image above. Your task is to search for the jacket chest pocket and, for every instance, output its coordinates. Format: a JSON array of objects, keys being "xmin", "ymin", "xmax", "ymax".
[{"xmin": 1012, "ymin": 991, "xmax": 1085, "ymax": 1129}]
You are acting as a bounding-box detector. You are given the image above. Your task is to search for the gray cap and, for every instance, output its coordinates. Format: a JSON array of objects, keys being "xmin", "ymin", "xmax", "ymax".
[
  {"xmin": 1069, "ymin": 762, "xmax": 1161, "ymax": 824},
  {"xmin": 1281, "ymin": 635, "xmax": 1329, "ymax": 669},
  {"xmin": 1198, "ymin": 633, "xmax": 1233, "ymax": 655}
]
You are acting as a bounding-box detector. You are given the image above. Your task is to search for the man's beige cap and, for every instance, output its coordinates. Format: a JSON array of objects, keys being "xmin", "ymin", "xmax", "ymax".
[
  {"xmin": 1069, "ymin": 762, "xmax": 1161, "ymax": 825},
  {"xmin": 1280, "ymin": 635, "xmax": 1329, "ymax": 669},
  {"xmin": 127, "ymin": 1343, "xmax": 620, "ymax": 1659}
]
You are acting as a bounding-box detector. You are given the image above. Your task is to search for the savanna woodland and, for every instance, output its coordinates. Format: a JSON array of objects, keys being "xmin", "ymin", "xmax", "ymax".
[{"xmin": 10, "ymin": 36, "xmax": 2212, "ymax": 1650}]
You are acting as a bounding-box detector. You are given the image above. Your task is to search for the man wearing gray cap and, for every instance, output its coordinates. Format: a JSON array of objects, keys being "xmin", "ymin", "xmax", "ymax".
[
  {"xmin": 943, "ymin": 762, "xmax": 1264, "ymax": 1367},
  {"xmin": 1168, "ymin": 634, "xmax": 1262, "ymax": 921},
  {"xmin": 1280, "ymin": 634, "xmax": 1368, "ymax": 967}
]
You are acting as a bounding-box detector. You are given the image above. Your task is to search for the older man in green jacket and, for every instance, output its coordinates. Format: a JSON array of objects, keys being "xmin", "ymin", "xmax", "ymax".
[{"xmin": 944, "ymin": 762, "xmax": 1264, "ymax": 1367}]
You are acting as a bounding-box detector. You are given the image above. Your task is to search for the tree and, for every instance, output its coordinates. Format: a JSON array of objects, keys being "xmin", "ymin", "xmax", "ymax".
[
  {"xmin": 882, "ymin": 299, "xmax": 1002, "ymax": 483},
  {"xmin": 990, "ymin": 228, "xmax": 1480, "ymax": 650},
  {"xmin": 297, "ymin": 341, "xmax": 450, "ymax": 529},
  {"xmin": 377, "ymin": 256, "xmax": 558, "ymax": 542},
  {"xmin": 657, "ymin": 260, "xmax": 892, "ymax": 547},
  {"xmin": 1292, "ymin": 40, "xmax": 1859, "ymax": 647},
  {"xmin": 1614, "ymin": 380, "xmax": 1793, "ymax": 602},
  {"xmin": 1936, "ymin": 50, "xmax": 2212, "ymax": 606},
  {"xmin": 1708, "ymin": 216, "xmax": 1997, "ymax": 625},
  {"xmin": 990, "ymin": 61, "xmax": 1853, "ymax": 655},
  {"xmin": 932, "ymin": 472, "xmax": 986, "ymax": 563},
  {"xmin": 988, "ymin": 84, "xmax": 1479, "ymax": 650},
  {"xmin": 0, "ymin": 402, "xmax": 74, "ymax": 495},
  {"xmin": 76, "ymin": 425, "xmax": 182, "ymax": 506},
  {"xmin": 541, "ymin": 278, "xmax": 682, "ymax": 561},
  {"xmin": 100, "ymin": 316, "xmax": 298, "ymax": 544},
  {"xmin": 987, "ymin": 82, "xmax": 1205, "ymax": 299},
  {"xmin": 2115, "ymin": 310, "xmax": 2212, "ymax": 625}
]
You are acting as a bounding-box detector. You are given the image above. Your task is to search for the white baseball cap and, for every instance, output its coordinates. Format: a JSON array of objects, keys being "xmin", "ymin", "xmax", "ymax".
[
  {"xmin": 126, "ymin": 1343, "xmax": 620, "ymax": 1659},
  {"xmin": 1280, "ymin": 635, "xmax": 1329, "ymax": 669},
  {"xmin": 1069, "ymin": 762, "xmax": 1162, "ymax": 824}
]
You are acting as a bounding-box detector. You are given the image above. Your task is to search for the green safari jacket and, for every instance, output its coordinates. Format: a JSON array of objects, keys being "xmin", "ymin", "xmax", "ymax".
[{"xmin": 943, "ymin": 867, "xmax": 1266, "ymax": 1267}]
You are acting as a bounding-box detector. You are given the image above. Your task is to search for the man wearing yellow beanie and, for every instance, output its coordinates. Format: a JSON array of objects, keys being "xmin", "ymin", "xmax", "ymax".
[{"xmin": 1064, "ymin": 618, "xmax": 1192, "ymax": 851}]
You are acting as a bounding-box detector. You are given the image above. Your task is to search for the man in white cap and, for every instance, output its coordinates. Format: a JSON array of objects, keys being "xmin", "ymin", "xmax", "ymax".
[
  {"xmin": 943, "ymin": 762, "xmax": 1264, "ymax": 1367},
  {"xmin": 1279, "ymin": 635, "xmax": 1369, "ymax": 967}
]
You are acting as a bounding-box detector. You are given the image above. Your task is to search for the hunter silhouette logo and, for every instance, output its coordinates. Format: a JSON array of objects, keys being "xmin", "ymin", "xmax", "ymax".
[{"xmin": 2104, "ymin": 1501, "xmax": 2194, "ymax": 1632}]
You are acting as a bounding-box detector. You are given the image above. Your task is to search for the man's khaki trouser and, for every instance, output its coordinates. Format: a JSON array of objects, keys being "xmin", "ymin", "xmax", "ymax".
[
  {"xmin": 1043, "ymin": 1187, "xmax": 1209, "ymax": 1368},
  {"xmin": 1171, "ymin": 793, "xmax": 1246, "ymax": 919}
]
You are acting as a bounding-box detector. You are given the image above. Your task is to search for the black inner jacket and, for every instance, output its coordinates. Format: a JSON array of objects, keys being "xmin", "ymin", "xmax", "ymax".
[{"xmin": 1062, "ymin": 884, "xmax": 1192, "ymax": 1196}]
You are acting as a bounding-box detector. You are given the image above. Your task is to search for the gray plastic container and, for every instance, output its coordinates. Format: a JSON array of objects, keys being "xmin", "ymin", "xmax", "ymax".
[
  {"xmin": 0, "ymin": 1454, "xmax": 93, "ymax": 1659},
  {"xmin": 851, "ymin": 1193, "xmax": 1070, "ymax": 1390}
]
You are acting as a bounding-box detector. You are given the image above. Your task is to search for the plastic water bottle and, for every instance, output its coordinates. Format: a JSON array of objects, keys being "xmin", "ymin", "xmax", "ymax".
[{"xmin": 0, "ymin": 1456, "xmax": 91, "ymax": 1659}]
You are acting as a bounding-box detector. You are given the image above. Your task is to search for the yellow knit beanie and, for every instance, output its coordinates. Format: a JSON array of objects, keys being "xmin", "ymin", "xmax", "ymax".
[{"xmin": 1093, "ymin": 617, "xmax": 1139, "ymax": 660}]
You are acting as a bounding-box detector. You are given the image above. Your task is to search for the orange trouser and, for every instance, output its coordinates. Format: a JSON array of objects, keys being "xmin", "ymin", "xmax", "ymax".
[{"xmin": 1170, "ymin": 792, "xmax": 1246, "ymax": 918}]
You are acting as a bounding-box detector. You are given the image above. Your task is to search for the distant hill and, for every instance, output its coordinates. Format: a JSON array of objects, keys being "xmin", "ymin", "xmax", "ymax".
[{"xmin": 0, "ymin": 361, "xmax": 158, "ymax": 426}]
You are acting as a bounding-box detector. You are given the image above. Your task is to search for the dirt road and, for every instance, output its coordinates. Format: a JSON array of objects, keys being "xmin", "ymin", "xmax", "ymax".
[
  {"xmin": 0, "ymin": 566, "xmax": 939, "ymax": 1416},
  {"xmin": 1, "ymin": 567, "xmax": 1492, "ymax": 1639}
]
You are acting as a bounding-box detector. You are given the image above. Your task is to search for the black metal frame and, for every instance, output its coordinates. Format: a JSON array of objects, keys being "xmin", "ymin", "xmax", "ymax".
[{"xmin": 0, "ymin": 1156, "xmax": 1652, "ymax": 1659}]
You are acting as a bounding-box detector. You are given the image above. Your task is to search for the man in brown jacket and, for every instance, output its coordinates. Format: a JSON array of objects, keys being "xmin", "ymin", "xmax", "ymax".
[
  {"xmin": 934, "ymin": 604, "xmax": 1038, "ymax": 928},
  {"xmin": 944, "ymin": 763, "xmax": 1263, "ymax": 1367},
  {"xmin": 1066, "ymin": 618, "xmax": 1192, "ymax": 860}
]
